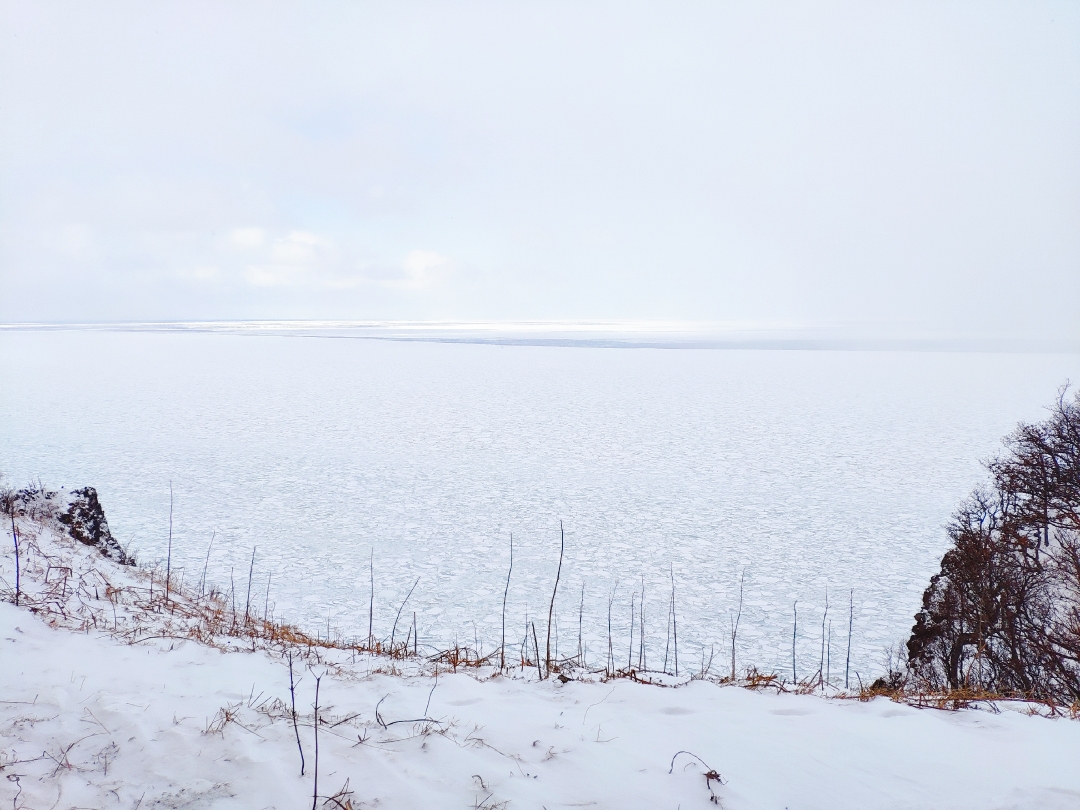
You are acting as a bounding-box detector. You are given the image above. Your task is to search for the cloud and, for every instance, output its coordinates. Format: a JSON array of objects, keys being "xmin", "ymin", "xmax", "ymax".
[
  {"xmin": 230, "ymin": 228, "xmax": 265, "ymax": 249},
  {"xmin": 243, "ymin": 231, "xmax": 337, "ymax": 287},
  {"xmin": 2, "ymin": 3, "xmax": 1077, "ymax": 333},
  {"xmin": 237, "ymin": 231, "xmax": 454, "ymax": 293},
  {"xmin": 387, "ymin": 250, "xmax": 452, "ymax": 291}
]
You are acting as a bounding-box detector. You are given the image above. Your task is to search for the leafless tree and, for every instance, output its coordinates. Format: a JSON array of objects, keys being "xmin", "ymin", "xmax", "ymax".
[{"xmin": 908, "ymin": 385, "xmax": 1080, "ymax": 700}]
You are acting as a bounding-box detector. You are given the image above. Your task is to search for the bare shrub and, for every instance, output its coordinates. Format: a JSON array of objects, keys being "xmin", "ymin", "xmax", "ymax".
[{"xmin": 907, "ymin": 386, "xmax": 1080, "ymax": 701}]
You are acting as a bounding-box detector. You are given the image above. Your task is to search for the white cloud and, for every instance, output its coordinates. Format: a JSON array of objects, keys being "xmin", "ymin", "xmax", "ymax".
[
  {"xmin": 243, "ymin": 231, "xmax": 337, "ymax": 287},
  {"xmin": 230, "ymin": 228, "xmax": 266, "ymax": 249},
  {"xmin": 387, "ymin": 250, "xmax": 452, "ymax": 291},
  {"xmin": 2, "ymin": 3, "xmax": 1077, "ymax": 333}
]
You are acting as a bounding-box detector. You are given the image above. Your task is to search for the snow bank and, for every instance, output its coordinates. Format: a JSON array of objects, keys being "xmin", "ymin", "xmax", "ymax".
[{"xmin": 2, "ymin": 503, "xmax": 1079, "ymax": 809}]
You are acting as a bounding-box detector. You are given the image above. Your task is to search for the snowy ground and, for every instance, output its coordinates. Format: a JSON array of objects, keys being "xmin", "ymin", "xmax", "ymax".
[{"xmin": 3, "ymin": 506, "xmax": 1080, "ymax": 809}]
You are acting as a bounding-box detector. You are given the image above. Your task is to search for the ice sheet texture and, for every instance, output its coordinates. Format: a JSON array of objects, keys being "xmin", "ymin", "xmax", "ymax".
[{"xmin": 2, "ymin": 328, "xmax": 1078, "ymax": 679}]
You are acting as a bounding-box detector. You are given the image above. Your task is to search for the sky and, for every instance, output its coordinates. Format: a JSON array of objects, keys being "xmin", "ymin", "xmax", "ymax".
[{"xmin": 1, "ymin": 1, "xmax": 1078, "ymax": 340}]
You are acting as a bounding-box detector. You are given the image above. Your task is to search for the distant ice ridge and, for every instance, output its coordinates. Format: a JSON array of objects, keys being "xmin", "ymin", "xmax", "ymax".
[{"xmin": 3, "ymin": 318, "xmax": 1075, "ymax": 351}]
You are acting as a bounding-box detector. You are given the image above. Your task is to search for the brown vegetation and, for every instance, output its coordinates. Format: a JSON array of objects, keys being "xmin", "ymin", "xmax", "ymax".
[{"xmin": 907, "ymin": 386, "xmax": 1080, "ymax": 702}]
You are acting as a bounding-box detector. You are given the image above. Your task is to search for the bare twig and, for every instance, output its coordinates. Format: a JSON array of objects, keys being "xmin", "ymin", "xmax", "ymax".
[
  {"xmin": 166, "ymin": 481, "xmax": 173, "ymax": 605},
  {"xmin": 730, "ymin": 568, "xmax": 745, "ymax": 680},
  {"xmin": 531, "ymin": 621, "xmax": 542, "ymax": 680},
  {"xmin": 263, "ymin": 571, "xmax": 272, "ymax": 623},
  {"xmin": 501, "ymin": 533, "xmax": 513, "ymax": 671},
  {"xmin": 670, "ymin": 565, "xmax": 679, "ymax": 677},
  {"xmin": 375, "ymin": 684, "xmax": 444, "ymax": 729},
  {"xmin": 818, "ymin": 587, "xmax": 829, "ymax": 688},
  {"xmin": 390, "ymin": 576, "xmax": 420, "ymax": 649},
  {"xmin": 664, "ymin": 584, "xmax": 672, "ymax": 674},
  {"xmin": 578, "ymin": 581, "xmax": 585, "ymax": 665},
  {"xmin": 545, "ymin": 521, "xmax": 565, "ymax": 678},
  {"xmin": 375, "ymin": 694, "xmax": 389, "ymax": 730},
  {"xmin": 199, "ymin": 530, "xmax": 215, "ymax": 598},
  {"xmin": 607, "ymin": 580, "xmax": 618, "ymax": 676},
  {"xmin": 312, "ymin": 673, "xmax": 322, "ymax": 810},
  {"xmin": 367, "ymin": 549, "xmax": 374, "ymax": 647},
  {"xmin": 244, "ymin": 546, "xmax": 257, "ymax": 626},
  {"xmin": 668, "ymin": 750, "xmax": 726, "ymax": 802},
  {"xmin": 792, "ymin": 601, "xmax": 798, "ymax": 683},
  {"xmin": 10, "ymin": 513, "xmax": 19, "ymax": 607},
  {"xmin": 288, "ymin": 652, "xmax": 305, "ymax": 776},
  {"xmin": 424, "ymin": 670, "xmax": 438, "ymax": 716},
  {"xmin": 669, "ymin": 749, "xmax": 719, "ymax": 776},
  {"xmin": 827, "ymin": 618, "xmax": 832, "ymax": 687},
  {"xmin": 845, "ymin": 589, "xmax": 854, "ymax": 690},
  {"xmin": 638, "ymin": 575, "xmax": 646, "ymax": 671}
]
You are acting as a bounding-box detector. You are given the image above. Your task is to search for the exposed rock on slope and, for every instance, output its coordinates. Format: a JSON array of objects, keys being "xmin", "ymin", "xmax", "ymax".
[{"xmin": 12, "ymin": 484, "xmax": 133, "ymax": 565}]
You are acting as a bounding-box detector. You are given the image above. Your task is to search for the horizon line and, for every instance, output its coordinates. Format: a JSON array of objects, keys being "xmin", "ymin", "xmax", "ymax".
[{"xmin": 1, "ymin": 319, "xmax": 1078, "ymax": 354}]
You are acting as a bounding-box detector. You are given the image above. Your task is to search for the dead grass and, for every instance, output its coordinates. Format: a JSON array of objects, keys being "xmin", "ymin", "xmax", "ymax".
[{"xmin": 4, "ymin": 507, "xmax": 1078, "ymax": 721}]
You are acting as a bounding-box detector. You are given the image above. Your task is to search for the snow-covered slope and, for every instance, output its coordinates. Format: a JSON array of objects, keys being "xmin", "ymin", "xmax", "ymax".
[{"xmin": 2, "ymin": 500, "xmax": 1079, "ymax": 809}]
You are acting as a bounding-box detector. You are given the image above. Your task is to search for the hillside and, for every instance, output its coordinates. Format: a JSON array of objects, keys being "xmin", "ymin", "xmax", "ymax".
[{"xmin": 2, "ymin": 489, "xmax": 1079, "ymax": 809}]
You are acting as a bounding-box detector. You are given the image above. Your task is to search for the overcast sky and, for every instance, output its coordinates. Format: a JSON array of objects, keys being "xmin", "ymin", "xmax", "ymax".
[{"xmin": 1, "ymin": 1, "xmax": 1077, "ymax": 338}]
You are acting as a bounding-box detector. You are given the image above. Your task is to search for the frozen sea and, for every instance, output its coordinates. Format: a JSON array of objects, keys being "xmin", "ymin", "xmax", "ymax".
[{"xmin": 2, "ymin": 324, "xmax": 1077, "ymax": 682}]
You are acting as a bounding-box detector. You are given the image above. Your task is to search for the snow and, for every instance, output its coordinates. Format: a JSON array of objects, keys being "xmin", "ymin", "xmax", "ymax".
[
  {"xmin": 2, "ymin": 327, "xmax": 1079, "ymax": 681},
  {"xmin": 3, "ymin": 506, "xmax": 1080, "ymax": 809}
]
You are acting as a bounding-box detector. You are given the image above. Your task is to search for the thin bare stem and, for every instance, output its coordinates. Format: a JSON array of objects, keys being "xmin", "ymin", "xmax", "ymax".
[
  {"xmin": 577, "ymin": 581, "xmax": 585, "ymax": 664},
  {"xmin": 166, "ymin": 482, "xmax": 173, "ymax": 605},
  {"xmin": 670, "ymin": 565, "xmax": 678, "ymax": 677},
  {"xmin": 818, "ymin": 587, "xmax": 829, "ymax": 688},
  {"xmin": 199, "ymin": 531, "xmax": 215, "ymax": 598},
  {"xmin": 827, "ymin": 619, "xmax": 832, "ymax": 687},
  {"xmin": 792, "ymin": 600, "xmax": 798, "ymax": 683},
  {"xmin": 730, "ymin": 568, "xmax": 745, "ymax": 680},
  {"xmin": 522, "ymin": 606, "xmax": 529, "ymax": 668},
  {"xmin": 607, "ymin": 581, "xmax": 618, "ymax": 676},
  {"xmin": 312, "ymin": 673, "xmax": 322, "ymax": 810},
  {"xmin": 845, "ymin": 589, "xmax": 854, "ymax": 689},
  {"xmin": 531, "ymin": 621, "xmax": 542, "ymax": 680},
  {"xmin": 287, "ymin": 652, "xmax": 305, "ymax": 776},
  {"xmin": 263, "ymin": 571, "xmax": 272, "ymax": 623},
  {"xmin": 501, "ymin": 533, "xmax": 513, "ymax": 671},
  {"xmin": 10, "ymin": 514, "xmax": 19, "ymax": 607},
  {"xmin": 664, "ymin": 586, "xmax": 672, "ymax": 674},
  {"xmin": 390, "ymin": 576, "xmax": 420, "ymax": 649},
  {"xmin": 244, "ymin": 546, "xmax": 256, "ymax": 626},
  {"xmin": 638, "ymin": 575, "xmax": 646, "ymax": 671},
  {"xmin": 545, "ymin": 521, "xmax": 565, "ymax": 678}
]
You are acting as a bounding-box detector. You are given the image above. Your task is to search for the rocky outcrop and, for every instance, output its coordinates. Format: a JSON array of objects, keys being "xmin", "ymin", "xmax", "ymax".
[{"xmin": 12, "ymin": 485, "xmax": 134, "ymax": 566}]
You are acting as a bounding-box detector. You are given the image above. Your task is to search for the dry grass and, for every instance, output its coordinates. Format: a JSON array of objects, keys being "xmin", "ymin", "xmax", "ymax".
[{"xmin": 4, "ymin": 505, "xmax": 1078, "ymax": 721}]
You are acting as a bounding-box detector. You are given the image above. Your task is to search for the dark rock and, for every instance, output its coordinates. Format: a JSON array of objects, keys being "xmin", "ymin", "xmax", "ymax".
[
  {"xmin": 14, "ymin": 485, "xmax": 134, "ymax": 566},
  {"xmin": 57, "ymin": 487, "xmax": 133, "ymax": 565}
]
